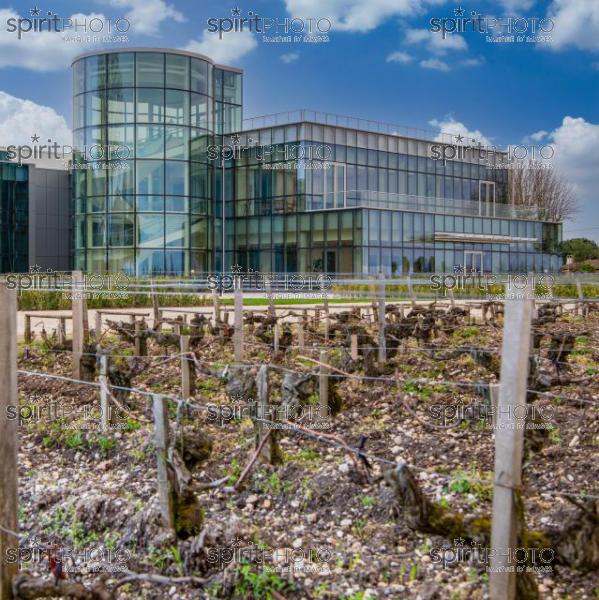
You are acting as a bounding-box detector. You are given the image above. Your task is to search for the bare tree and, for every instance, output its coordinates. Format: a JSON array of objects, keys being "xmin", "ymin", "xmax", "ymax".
[{"xmin": 508, "ymin": 166, "xmax": 578, "ymax": 222}]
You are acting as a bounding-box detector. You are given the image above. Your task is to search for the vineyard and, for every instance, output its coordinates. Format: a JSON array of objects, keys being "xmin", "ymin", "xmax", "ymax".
[{"xmin": 0, "ymin": 275, "xmax": 598, "ymax": 600}]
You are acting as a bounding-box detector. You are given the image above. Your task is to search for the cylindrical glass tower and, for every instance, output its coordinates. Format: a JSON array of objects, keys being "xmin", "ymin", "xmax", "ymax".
[{"xmin": 71, "ymin": 48, "xmax": 242, "ymax": 275}]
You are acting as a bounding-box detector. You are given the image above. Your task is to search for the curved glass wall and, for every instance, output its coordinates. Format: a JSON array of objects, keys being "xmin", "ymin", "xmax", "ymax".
[{"xmin": 72, "ymin": 50, "xmax": 242, "ymax": 275}]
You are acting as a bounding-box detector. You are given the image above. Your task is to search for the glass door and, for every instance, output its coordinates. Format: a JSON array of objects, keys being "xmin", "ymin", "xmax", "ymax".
[
  {"xmin": 478, "ymin": 181, "xmax": 496, "ymax": 217},
  {"xmin": 464, "ymin": 250, "xmax": 483, "ymax": 274},
  {"xmin": 324, "ymin": 163, "xmax": 346, "ymax": 209},
  {"xmin": 324, "ymin": 249, "xmax": 337, "ymax": 273}
]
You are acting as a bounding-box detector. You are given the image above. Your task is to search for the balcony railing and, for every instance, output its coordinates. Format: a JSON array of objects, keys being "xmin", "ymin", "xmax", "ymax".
[
  {"xmin": 242, "ymin": 109, "xmax": 456, "ymax": 144},
  {"xmin": 306, "ymin": 190, "xmax": 541, "ymax": 221}
]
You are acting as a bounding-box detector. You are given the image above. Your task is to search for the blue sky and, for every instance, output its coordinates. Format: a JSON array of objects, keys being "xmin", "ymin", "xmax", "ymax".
[{"xmin": 0, "ymin": 0, "xmax": 597, "ymax": 240}]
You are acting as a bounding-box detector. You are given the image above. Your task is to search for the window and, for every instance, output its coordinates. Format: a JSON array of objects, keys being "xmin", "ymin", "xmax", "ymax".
[
  {"xmin": 107, "ymin": 88, "xmax": 134, "ymax": 124},
  {"xmin": 107, "ymin": 53, "xmax": 134, "ymax": 87},
  {"xmin": 138, "ymin": 214, "xmax": 164, "ymax": 247},
  {"xmin": 137, "ymin": 88, "xmax": 165, "ymax": 123},
  {"xmin": 136, "ymin": 53, "xmax": 164, "ymax": 87},
  {"xmin": 85, "ymin": 54, "xmax": 106, "ymax": 91},
  {"xmin": 165, "ymin": 161, "xmax": 188, "ymax": 195},
  {"xmin": 165, "ymin": 54, "xmax": 189, "ymax": 89},
  {"xmin": 136, "ymin": 160, "xmax": 164, "ymax": 195},
  {"xmin": 165, "ymin": 90, "xmax": 189, "ymax": 126},
  {"xmin": 109, "ymin": 214, "xmax": 134, "ymax": 246},
  {"xmin": 137, "ymin": 125, "xmax": 164, "ymax": 159},
  {"xmin": 191, "ymin": 58, "xmax": 208, "ymax": 94}
]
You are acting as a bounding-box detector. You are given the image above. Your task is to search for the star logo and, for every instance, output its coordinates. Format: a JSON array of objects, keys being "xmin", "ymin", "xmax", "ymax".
[
  {"xmin": 30, "ymin": 6, "xmax": 41, "ymax": 16},
  {"xmin": 453, "ymin": 264, "xmax": 464, "ymax": 274},
  {"xmin": 454, "ymin": 134, "xmax": 464, "ymax": 143},
  {"xmin": 29, "ymin": 264, "xmax": 42, "ymax": 273},
  {"xmin": 454, "ymin": 6, "xmax": 465, "ymax": 16},
  {"xmin": 229, "ymin": 393, "xmax": 244, "ymax": 402},
  {"xmin": 31, "ymin": 134, "xmax": 40, "ymax": 143},
  {"xmin": 230, "ymin": 134, "xmax": 241, "ymax": 145},
  {"xmin": 454, "ymin": 537, "xmax": 465, "ymax": 547},
  {"xmin": 231, "ymin": 7, "xmax": 241, "ymax": 16},
  {"xmin": 231, "ymin": 264, "xmax": 243, "ymax": 275}
]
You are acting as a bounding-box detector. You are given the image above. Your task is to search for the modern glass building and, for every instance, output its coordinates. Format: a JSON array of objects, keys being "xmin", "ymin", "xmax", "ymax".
[
  {"xmin": 0, "ymin": 150, "xmax": 71, "ymax": 273},
  {"xmin": 71, "ymin": 48, "xmax": 242, "ymax": 275},
  {"xmin": 0, "ymin": 151, "xmax": 29, "ymax": 272},
  {"xmin": 72, "ymin": 50, "xmax": 562, "ymax": 275}
]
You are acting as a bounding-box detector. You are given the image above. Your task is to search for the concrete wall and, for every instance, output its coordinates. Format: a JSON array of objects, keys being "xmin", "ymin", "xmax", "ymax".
[{"xmin": 28, "ymin": 166, "xmax": 71, "ymax": 271}]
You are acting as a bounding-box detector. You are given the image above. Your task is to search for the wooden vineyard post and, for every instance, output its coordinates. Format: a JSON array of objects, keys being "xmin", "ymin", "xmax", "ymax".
[
  {"xmin": 370, "ymin": 278, "xmax": 378, "ymax": 324},
  {"xmin": 24, "ymin": 314, "xmax": 31, "ymax": 344},
  {"xmin": 489, "ymin": 280, "xmax": 534, "ymax": 600},
  {"xmin": 350, "ymin": 334, "xmax": 359, "ymax": 360},
  {"xmin": 58, "ymin": 317, "xmax": 66, "ymax": 346},
  {"xmin": 255, "ymin": 365, "xmax": 276, "ymax": 463},
  {"xmin": 71, "ymin": 271, "xmax": 88, "ymax": 379},
  {"xmin": 265, "ymin": 278, "xmax": 276, "ymax": 319},
  {"xmin": 319, "ymin": 350, "xmax": 329, "ymax": 420},
  {"xmin": 212, "ymin": 288, "xmax": 221, "ymax": 324},
  {"xmin": 98, "ymin": 354, "xmax": 111, "ymax": 433},
  {"xmin": 234, "ymin": 286, "xmax": 244, "ymax": 362},
  {"xmin": 151, "ymin": 278, "xmax": 162, "ymax": 331},
  {"xmin": 575, "ymin": 278, "xmax": 583, "ymax": 315},
  {"xmin": 0, "ymin": 284, "xmax": 17, "ymax": 600},
  {"xmin": 134, "ymin": 320, "xmax": 146, "ymax": 356},
  {"xmin": 95, "ymin": 311, "xmax": 102, "ymax": 341},
  {"xmin": 273, "ymin": 321, "xmax": 280, "ymax": 353},
  {"xmin": 297, "ymin": 322, "xmax": 305, "ymax": 352},
  {"xmin": 180, "ymin": 335, "xmax": 194, "ymax": 399},
  {"xmin": 152, "ymin": 394, "xmax": 175, "ymax": 531},
  {"xmin": 448, "ymin": 288, "xmax": 456, "ymax": 308},
  {"xmin": 378, "ymin": 272, "xmax": 386, "ymax": 363}
]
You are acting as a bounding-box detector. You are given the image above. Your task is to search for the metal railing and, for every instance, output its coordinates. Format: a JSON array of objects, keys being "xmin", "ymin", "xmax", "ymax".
[
  {"xmin": 242, "ymin": 109, "xmax": 456, "ymax": 144},
  {"xmin": 306, "ymin": 190, "xmax": 541, "ymax": 220}
]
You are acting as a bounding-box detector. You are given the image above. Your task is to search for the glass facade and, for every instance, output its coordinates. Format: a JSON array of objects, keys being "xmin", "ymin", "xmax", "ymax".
[
  {"xmin": 73, "ymin": 50, "xmax": 561, "ymax": 275},
  {"xmin": 72, "ymin": 50, "xmax": 242, "ymax": 275},
  {"xmin": 223, "ymin": 124, "xmax": 562, "ymax": 274},
  {"xmin": 0, "ymin": 152, "xmax": 29, "ymax": 272}
]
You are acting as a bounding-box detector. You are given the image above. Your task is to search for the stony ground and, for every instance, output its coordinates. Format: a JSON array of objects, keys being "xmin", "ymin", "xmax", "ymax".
[{"xmin": 11, "ymin": 304, "xmax": 599, "ymax": 599}]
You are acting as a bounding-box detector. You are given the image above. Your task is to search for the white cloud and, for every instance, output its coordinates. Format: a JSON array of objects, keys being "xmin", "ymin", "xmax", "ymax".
[
  {"xmin": 281, "ymin": 52, "xmax": 299, "ymax": 63},
  {"xmin": 0, "ymin": 91, "xmax": 71, "ymax": 146},
  {"xmin": 419, "ymin": 58, "xmax": 450, "ymax": 71},
  {"xmin": 495, "ymin": 0, "xmax": 537, "ymax": 12},
  {"xmin": 0, "ymin": 9, "xmax": 107, "ymax": 71},
  {"xmin": 429, "ymin": 117, "xmax": 493, "ymax": 146},
  {"xmin": 460, "ymin": 57, "xmax": 484, "ymax": 67},
  {"xmin": 183, "ymin": 29, "xmax": 258, "ymax": 64},
  {"xmin": 283, "ymin": 0, "xmax": 445, "ymax": 32},
  {"xmin": 107, "ymin": 0, "xmax": 185, "ymax": 35},
  {"xmin": 540, "ymin": 116, "xmax": 599, "ymax": 237},
  {"xmin": 527, "ymin": 130, "xmax": 549, "ymax": 142},
  {"xmin": 405, "ymin": 28, "xmax": 468, "ymax": 55},
  {"xmin": 386, "ymin": 51, "xmax": 413, "ymax": 64},
  {"xmin": 546, "ymin": 0, "xmax": 599, "ymax": 51}
]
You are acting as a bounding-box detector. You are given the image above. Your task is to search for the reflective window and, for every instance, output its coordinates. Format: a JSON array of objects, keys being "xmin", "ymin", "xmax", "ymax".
[
  {"xmin": 166, "ymin": 54, "xmax": 189, "ymax": 89},
  {"xmin": 136, "ymin": 53, "xmax": 164, "ymax": 87},
  {"xmin": 136, "ymin": 88, "xmax": 165, "ymax": 123},
  {"xmin": 107, "ymin": 88, "xmax": 134, "ymax": 124},
  {"xmin": 107, "ymin": 53, "xmax": 134, "ymax": 87},
  {"xmin": 85, "ymin": 54, "xmax": 106, "ymax": 91},
  {"xmin": 191, "ymin": 58, "xmax": 209, "ymax": 94},
  {"xmin": 136, "ymin": 160, "xmax": 164, "ymax": 195},
  {"xmin": 165, "ymin": 90, "xmax": 189, "ymax": 125}
]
